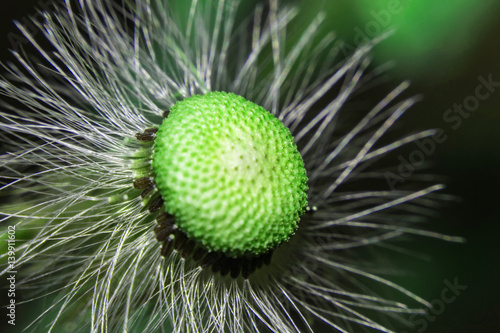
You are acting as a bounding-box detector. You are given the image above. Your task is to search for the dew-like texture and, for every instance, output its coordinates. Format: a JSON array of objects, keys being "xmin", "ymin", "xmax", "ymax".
[{"xmin": 153, "ymin": 92, "xmax": 308, "ymax": 257}]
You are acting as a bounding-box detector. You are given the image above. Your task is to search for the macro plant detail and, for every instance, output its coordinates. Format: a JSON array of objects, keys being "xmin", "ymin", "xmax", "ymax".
[
  {"xmin": 136, "ymin": 91, "xmax": 309, "ymax": 277},
  {"xmin": 0, "ymin": 0, "xmax": 460, "ymax": 332}
]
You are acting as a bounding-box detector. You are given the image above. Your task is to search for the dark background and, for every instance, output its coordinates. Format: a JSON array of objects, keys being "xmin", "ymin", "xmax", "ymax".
[{"xmin": 0, "ymin": 1, "xmax": 499, "ymax": 332}]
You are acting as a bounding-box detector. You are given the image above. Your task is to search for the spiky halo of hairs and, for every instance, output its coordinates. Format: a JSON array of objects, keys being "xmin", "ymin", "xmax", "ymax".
[{"xmin": 0, "ymin": 0, "xmax": 460, "ymax": 332}]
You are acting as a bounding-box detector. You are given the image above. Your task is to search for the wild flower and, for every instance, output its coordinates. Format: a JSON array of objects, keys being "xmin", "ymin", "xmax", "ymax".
[{"xmin": 0, "ymin": 0, "xmax": 460, "ymax": 332}]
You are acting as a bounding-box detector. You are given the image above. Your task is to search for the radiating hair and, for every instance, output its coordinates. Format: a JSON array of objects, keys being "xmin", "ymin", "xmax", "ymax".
[{"xmin": 0, "ymin": 0, "xmax": 461, "ymax": 332}]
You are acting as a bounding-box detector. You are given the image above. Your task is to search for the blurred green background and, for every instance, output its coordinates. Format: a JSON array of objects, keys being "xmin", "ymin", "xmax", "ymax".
[{"xmin": 1, "ymin": 0, "xmax": 499, "ymax": 332}]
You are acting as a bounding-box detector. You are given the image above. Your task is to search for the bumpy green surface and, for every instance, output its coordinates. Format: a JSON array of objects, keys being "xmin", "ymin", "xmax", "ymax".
[{"xmin": 153, "ymin": 92, "xmax": 308, "ymax": 257}]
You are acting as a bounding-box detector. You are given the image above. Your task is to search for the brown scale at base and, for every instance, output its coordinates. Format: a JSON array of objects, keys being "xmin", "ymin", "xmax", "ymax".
[
  {"xmin": 133, "ymin": 176, "xmax": 164, "ymax": 213},
  {"xmin": 135, "ymin": 128, "xmax": 158, "ymax": 142}
]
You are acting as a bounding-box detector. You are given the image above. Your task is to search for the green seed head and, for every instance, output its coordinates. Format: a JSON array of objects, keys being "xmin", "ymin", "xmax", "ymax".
[{"xmin": 153, "ymin": 92, "xmax": 308, "ymax": 257}]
